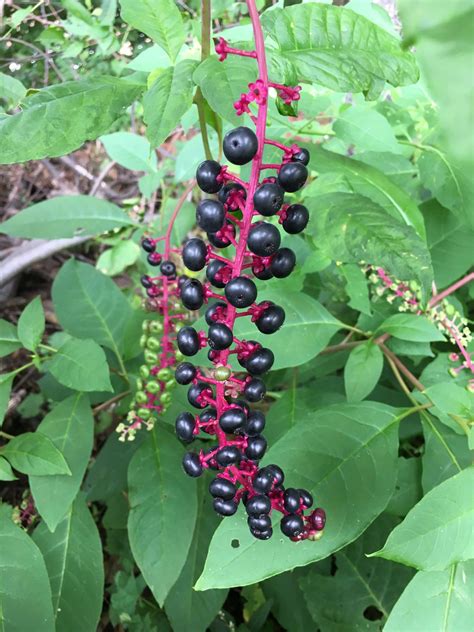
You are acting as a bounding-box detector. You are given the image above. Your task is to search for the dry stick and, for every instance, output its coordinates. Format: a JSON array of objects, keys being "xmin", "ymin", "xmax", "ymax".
[{"xmin": 93, "ymin": 391, "xmax": 131, "ymax": 415}]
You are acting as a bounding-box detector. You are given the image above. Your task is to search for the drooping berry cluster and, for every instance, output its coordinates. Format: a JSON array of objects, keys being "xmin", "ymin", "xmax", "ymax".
[{"xmin": 172, "ymin": 0, "xmax": 325, "ymax": 542}]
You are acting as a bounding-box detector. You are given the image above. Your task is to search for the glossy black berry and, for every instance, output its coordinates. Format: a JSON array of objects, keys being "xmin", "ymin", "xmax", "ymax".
[
  {"xmin": 206, "ymin": 259, "xmax": 229, "ymax": 289},
  {"xmin": 140, "ymin": 275, "xmax": 152, "ymax": 289},
  {"xmin": 277, "ymin": 162, "xmax": 308, "ymax": 192},
  {"xmin": 160, "ymin": 260, "xmax": 176, "ymax": 277},
  {"xmin": 208, "ymin": 220, "xmax": 236, "ymax": 249},
  {"xmin": 215, "ymin": 445, "xmax": 241, "ymax": 467},
  {"xmin": 246, "ymin": 347, "xmax": 274, "ymax": 376},
  {"xmin": 205, "ymin": 301, "xmax": 227, "ymax": 325},
  {"xmin": 244, "ymin": 377, "xmax": 266, "ymax": 402},
  {"xmin": 187, "ymin": 382, "xmax": 211, "ymax": 409},
  {"xmin": 280, "ymin": 514, "xmax": 304, "ymax": 538},
  {"xmin": 244, "ymin": 411, "xmax": 266, "ymax": 436},
  {"xmin": 200, "ymin": 407, "xmax": 217, "ymax": 424},
  {"xmin": 245, "ymin": 435, "xmax": 267, "ymax": 460},
  {"xmin": 248, "ymin": 514, "xmax": 272, "ymax": 531},
  {"xmin": 175, "ymin": 362, "xmax": 197, "ymax": 385},
  {"xmin": 253, "ymin": 183, "xmax": 284, "ymax": 216},
  {"xmin": 175, "ymin": 412, "xmax": 196, "ymax": 443},
  {"xmin": 255, "ymin": 304, "xmax": 285, "ymax": 334},
  {"xmin": 282, "ymin": 204, "xmax": 309, "ymax": 234},
  {"xmin": 299, "ymin": 489, "xmax": 313, "ymax": 509},
  {"xmin": 208, "ymin": 323, "xmax": 233, "ymax": 350},
  {"xmin": 271, "ymin": 248, "xmax": 296, "ymax": 278},
  {"xmin": 225, "ymin": 277, "xmax": 257, "ymax": 308},
  {"xmin": 246, "ymin": 494, "xmax": 271, "ymax": 516},
  {"xmin": 147, "ymin": 252, "xmax": 161, "ymax": 266},
  {"xmin": 253, "ymin": 468, "xmax": 274, "ymax": 494},
  {"xmin": 223, "ymin": 126, "xmax": 258, "ymax": 165},
  {"xmin": 251, "ymin": 527, "xmax": 273, "ymax": 540},
  {"xmin": 141, "ymin": 238, "xmax": 155, "ymax": 253},
  {"xmin": 247, "ymin": 222, "xmax": 281, "ymax": 257},
  {"xmin": 182, "ymin": 238, "xmax": 207, "ymax": 272},
  {"xmin": 178, "ymin": 274, "xmax": 190, "ymax": 289},
  {"xmin": 196, "ymin": 160, "xmax": 222, "ymax": 193},
  {"xmin": 177, "ymin": 326, "xmax": 200, "ymax": 356},
  {"xmin": 213, "ymin": 497, "xmax": 238, "ymax": 516},
  {"xmin": 283, "ymin": 488, "xmax": 301, "ymax": 513},
  {"xmin": 209, "ymin": 477, "xmax": 237, "ymax": 500},
  {"xmin": 252, "ymin": 264, "xmax": 273, "ymax": 280},
  {"xmin": 218, "ymin": 182, "xmax": 246, "ymax": 205},
  {"xmin": 292, "ymin": 148, "xmax": 310, "ymax": 165},
  {"xmin": 182, "ymin": 452, "xmax": 203, "ymax": 477},
  {"xmin": 196, "ymin": 199, "xmax": 226, "ymax": 233},
  {"xmin": 266, "ymin": 464, "xmax": 284, "ymax": 488},
  {"xmin": 180, "ymin": 279, "xmax": 204, "ymax": 311},
  {"xmin": 219, "ymin": 407, "xmax": 246, "ymax": 433}
]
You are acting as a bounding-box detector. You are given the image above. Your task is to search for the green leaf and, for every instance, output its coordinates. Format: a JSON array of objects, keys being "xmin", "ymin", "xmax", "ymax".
[
  {"xmin": 372, "ymin": 468, "xmax": 474, "ymax": 570},
  {"xmin": 193, "ymin": 56, "xmax": 256, "ymax": 124},
  {"xmin": 0, "ymin": 77, "xmax": 143, "ymax": 164},
  {"xmin": 334, "ymin": 105, "xmax": 403, "ymax": 155},
  {"xmin": 30, "ymin": 395, "xmax": 94, "ymax": 532},
  {"xmin": 378, "ymin": 314, "xmax": 445, "ymax": 342},
  {"xmin": 52, "ymin": 259, "xmax": 132, "ymax": 361},
  {"xmin": 0, "ymin": 374, "xmax": 13, "ymax": 427},
  {"xmin": 0, "ymin": 456, "xmax": 17, "ymax": 481},
  {"xmin": 17, "ymin": 296, "xmax": 45, "ymax": 351},
  {"xmin": 299, "ymin": 515, "xmax": 414, "ymax": 629},
  {"xmin": 96, "ymin": 240, "xmax": 140, "ymax": 276},
  {"xmin": 1, "ymin": 195, "xmax": 135, "ymax": 239},
  {"xmin": 384, "ymin": 562, "xmax": 474, "ymax": 632},
  {"xmin": 164, "ymin": 491, "xmax": 227, "ymax": 631},
  {"xmin": 196, "ymin": 402, "xmax": 400, "ymax": 590},
  {"xmin": 33, "ymin": 495, "xmax": 104, "ymax": 632},
  {"xmin": 127, "ymin": 44, "xmax": 172, "ymax": 72},
  {"xmin": 262, "ymin": 568, "xmax": 315, "ymax": 632},
  {"xmin": 100, "ymin": 131, "xmax": 158, "ymax": 172},
  {"xmin": 0, "ymin": 72, "xmax": 26, "ymax": 108},
  {"xmin": 344, "ymin": 341, "xmax": 383, "ymax": 403},
  {"xmin": 119, "ymin": 0, "xmax": 185, "ymax": 62},
  {"xmin": 386, "ymin": 456, "xmax": 423, "ymax": 518},
  {"xmin": 0, "ymin": 516, "xmax": 55, "ymax": 631},
  {"xmin": 311, "ymin": 192, "xmax": 433, "ymax": 297},
  {"xmin": 2, "ymin": 432, "xmax": 71, "ymax": 476},
  {"xmin": 423, "ymin": 199, "xmax": 474, "ymax": 288},
  {"xmin": 144, "ymin": 60, "xmax": 197, "ymax": 149},
  {"xmin": 424, "ymin": 382, "xmax": 474, "ymax": 434},
  {"xmin": 47, "ymin": 338, "xmax": 113, "ymax": 392},
  {"xmin": 0, "ymin": 319, "xmax": 21, "ymax": 357},
  {"xmin": 156, "ymin": 199, "xmax": 196, "ymax": 247},
  {"xmin": 308, "ymin": 145, "xmax": 426, "ymax": 239},
  {"xmin": 340, "ymin": 263, "xmax": 372, "ymax": 315},
  {"xmin": 261, "ymin": 4, "xmax": 418, "ymax": 96},
  {"xmin": 128, "ymin": 426, "xmax": 198, "ymax": 606}
]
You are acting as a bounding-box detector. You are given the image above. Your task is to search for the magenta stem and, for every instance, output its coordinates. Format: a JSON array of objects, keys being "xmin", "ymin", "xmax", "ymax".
[{"xmin": 429, "ymin": 272, "xmax": 474, "ymax": 308}]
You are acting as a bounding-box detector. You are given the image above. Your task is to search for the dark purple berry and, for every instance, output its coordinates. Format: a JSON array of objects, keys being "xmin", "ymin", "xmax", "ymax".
[
  {"xmin": 267, "ymin": 464, "xmax": 284, "ymax": 488},
  {"xmin": 219, "ymin": 407, "xmax": 246, "ymax": 433},
  {"xmin": 208, "ymin": 220, "xmax": 236, "ymax": 248},
  {"xmin": 271, "ymin": 248, "xmax": 296, "ymax": 278},
  {"xmin": 175, "ymin": 412, "xmax": 196, "ymax": 443},
  {"xmin": 255, "ymin": 304, "xmax": 285, "ymax": 334},
  {"xmin": 225, "ymin": 277, "xmax": 257, "ymax": 308},
  {"xmin": 246, "ymin": 494, "xmax": 271, "ymax": 516},
  {"xmin": 282, "ymin": 204, "xmax": 309, "ymax": 234},
  {"xmin": 182, "ymin": 238, "xmax": 207, "ymax": 272},
  {"xmin": 283, "ymin": 488, "xmax": 301, "ymax": 513},
  {"xmin": 196, "ymin": 160, "xmax": 222, "ymax": 193},
  {"xmin": 310, "ymin": 507, "xmax": 326, "ymax": 531},
  {"xmin": 175, "ymin": 362, "xmax": 196, "ymax": 385},
  {"xmin": 218, "ymin": 182, "xmax": 246, "ymax": 205},
  {"xmin": 180, "ymin": 279, "xmax": 204, "ymax": 311},
  {"xmin": 205, "ymin": 301, "xmax": 227, "ymax": 325},
  {"xmin": 277, "ymin": 162, "xmax": 308, "ymax": 192},
  {"xmin": 178, "ymin": 275, "xmax": 190, "ymax": 289},
  {"xmin": 292, "ymin": 148, "xmax": 310, "ymax": 165},
  {"xmin": 246, "ymin": 347, "xmax": 274, "ymax": 376},
  {"xmin": 177, "ymin": 326, "xmax": 200, "ymax": 356},
  {"xmin": 208, "ymin": 323, "xmax": 233, "ymax": 350},
  {"xmin": 206, "ymin": 259, "xmax": 230, "ymax": 289},
  {"xmin": 187, "ymin": 382, "xmax": 211, "ymax": 409},
  {"xmin": 209, "ymin": 477, "xmax": 237, "ymax": 500},
  {"xmin": 196, "ymin": 199, "xmax": 226, "ymax": 233},
  {"xmin": 253, "ymin": 468, "xmax": 274, "ymax": 494},
  {"xmin": 215, "ymin": 445, "xmax": 241, "ymax": 467},
  {"xmin": 147, "ymin": 252, "xmax": 162, "ymax": 266},
  {"xmin": 223, "ymin": 126, "xmax": 258, "ymax": 165},
  {"xmin": 252, "ymin": 264, "xmax": 273, "ymax": 280},
  {"xmin": 141, "ymin": 275, "xmax": 152, "ymax": 289},
  {"xmin": 251, "ymin": 527, "xmax": 273, "ymax": 540},
  {"xmin": 160, "ymin": 260, "xmax": 175, "ymax": 276},
  {"xmin": 142, "ymin": 238, "xmax": 155, "ymax": 253},
  {"xmin": 280, "ymin": 514, "xmax": 304, "ymax": 538},
  {"xmin": 213, "ymin": 497, "xmax": 238, "ymax": 516},
  {"xmin": 253, "ymin": 183, "xmax": 284, "ymax": 216},
  {"xmin": 247, "ymin": 222, "xmax": 281, "ymax": 257},
  {"xmin": 183, "ymin": 452, "xmax": 203, "ymax": 477},
  {"xmin": 299, "ymin": 489, "xmax": 313, "ymax": 509},
  {"xmin": 244, "ymin": 411, "xmax": 265, "ymax": 436},
  {"xmin": 245, "ymin": 435, "xmax": 267, "ymax": 460},
  {"xmin": 244, "ymin": 377, "xmax": 266, "ymax": 402},
  {"xmin": 248, "ymin": 514, "xmax": 272, "ymax": 531}
]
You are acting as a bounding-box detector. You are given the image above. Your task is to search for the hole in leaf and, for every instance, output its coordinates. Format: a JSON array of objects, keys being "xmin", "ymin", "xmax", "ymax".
[
  {"xmin": 231, "ymin": 539, "xmax": 240, "ymax": 548},
  {"xmin": 330, "ymin": 554, "xmax": 338, "ymax": 576},
  {"xmin": 363, "ymin": 606, "xmax": 383, "ymax": 621}
]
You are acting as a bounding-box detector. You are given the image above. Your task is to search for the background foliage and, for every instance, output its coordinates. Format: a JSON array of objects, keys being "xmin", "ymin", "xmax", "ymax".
[{"xmin": 0, "ymin": 0, "xmax": 473, "ymax": 630}]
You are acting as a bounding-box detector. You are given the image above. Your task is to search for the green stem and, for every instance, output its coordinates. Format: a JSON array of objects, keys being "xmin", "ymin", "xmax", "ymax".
[
  {"xmin": 0, "ymin": 430, "xmax": 14, "ymax": 441},
  {"xmin": 39, "ymin": 343, "xmax": 57, "ymax": 353},
  {"xmin": 4, "ymin": 362, "xmax": 34, "ymax": 380},
  {"xmin": 195, "ymin": 0, "xmax": 214, "ymax": 161}
]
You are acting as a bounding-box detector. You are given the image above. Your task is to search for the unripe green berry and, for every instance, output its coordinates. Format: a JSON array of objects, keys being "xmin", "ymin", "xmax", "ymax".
[
  {"xmin": 214, "ymin": 366, "xmax": 231, "ymax": 381},
  {"xmin": 147, "ymin": 380, "xmax": 161, "ymax": 394},
  {"xmin": 142, "ymin": 320, "xmax": 150, "ymax": 332},
  {"xmin": 139, "ymin": 365, "xmax": 150, "ymax": 380},
  {"xmin": 157, "ymin": 368, "xmax": 172, "ymax": 381},
  {"xmin": 160, "ymin": 391, "xmax": 172, "ymax": 405},
  {"xmin": 137, "ymin": 407, "xmax": 152, "ymax": 420},
  {"xmin": 144, "ymin": 350, "xmax": 156, "ymax": 365},
  {"xmin": 149, "ymin": 320, "xmax": 164, "ymax": 334},
  {"xmin": 135, "ymin": 390, "xmax": 148, "ymax": 404},
  {"xmin": 136, "ymin": 379, "xmax": 144, "ymax": 391},
  {"xmin": 175, "ymin": 351, "xmax": 184, "ymax": 362},
  {"xmin": 139, "ymin": 334, "xmax": 148, "ymax": 348},
  {"xmin": 165, "ymin": 379, "xmax": 175, "ymax": 391},
  {"xmin": 146, "ymin": 336, "xmax": 161, "ymax": 351}
]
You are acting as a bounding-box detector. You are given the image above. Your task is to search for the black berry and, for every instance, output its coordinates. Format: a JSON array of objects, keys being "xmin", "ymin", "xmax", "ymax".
[
  {"xmin": 175, "ymin": 362, "xmax": 197, "ymax": 385},
  {"xmin": 247, "ymin": 222, "xmax": 281, "ymax": 257},
  {"xmin": 160, "ymin": 260, "xmax": 176, "ymax": 277},
  {"xmin": 244, "ymin": 411, "xmax": 266, "ymax": 436},
  {"xmin": 177, "ymin": 326, "xmax": 200, "ymax": 356},
  {"xmin": 142, "ymin": 238, "xmax": 155, "ymax": 253},
  {"xmin": 196, "ymin": 199, "xmax": 226, "ymax": 233},
  {"xmin": 248, "ymin": 514, "xmax": 272, "ymax": 531},
  {"xmin": 140, "ymin": 275, "xmax": 152, "ymax": 289},
  {"xmin": 253, "ymin": 183, "xmax": 284, "ymax": 216},
  {"xmin": 255, "ymin": 304, "xmax": 285, "ymax": 334},
  {"xmin": 267, "ymin": 464, "xmax": 285, "ymax": 487},
  {"xmin": 182, "ymin": 452, "xmax": 203, "ymax": 477},
  {"xmin": 280, "ymin": 514, "xmax": 304, "ymax": 538},
  {"xmin": 209, "ymin": 477, "xmax": 237, "ymax": 500},
  {"xmin": 218, "ymin": 182, "xmax": 246, "ymax": 205},
  {"xmin": 299, "ymin": 489, "xmax": 313, "ymax": 509},
  {"xmin": 246, "ymin": 494, "xmax": 271, "ymax": 516},
  {"xmin": 187, "ymin": 382, "xmax": 211, "ymax": 409},
  {"xmin": 205, "ymin": 301, "xmax": 227, "ymax": 325},
  {"xmin": 271, "ymin": 248, "xmax": 296, "ymax": 278},
  {"xmin": 196, "ymin": 160, "xmax": 222, "ymax": 193},
  {"xmin": 215, "ymin": 445, "xmax": 241, "ymax": 467},
  {"xmin": 208, "ymin": 323, "xmax": 234, "ymax": 350},
  {"xmin": 213, "ymin": 497, "xmax": 238, "ymax": 516},
  {"xmin": 208, "ymin": 220, "xmax": 236, "ymax": 248},
  {"xmin": 282, "ymin": 204, "xmax": 309, "ymax": 234},
  {"xmin": 206, "ymin": 259, "xmax": 229, "ymax": 288},
  {"xmin": 278, "ymin": 162, "xmax": 308, "ymax": 192},
  {"xmin": 219, "ymin": 407, "xmax": 246, "ymax": 433},
  {"xmin": 246, "ymin": 347, "xmax": 274, "ymax": 375},
  {"xmin": 244, "ymin": 377, "xmax": 266, "ymax": 402},
  {"xmin": 223, "ymin": 126, "xmax": 258, "ymax": 165},
  {"xmin": 225, "ymin": 277, "xmax": 257, "ymax": 308},
  {"xmin": 245, "ymin": 435, "xmax": 267, "ymax": 460},
  {"xmin": 253, "ymin": 468, "xmax": 274, "ymax": 494},
  {"xmin": 182, "ymin": 238, "xmax": 207, "ymax": 271},
  {"xmin": 292, "ymin": 148, "xmax": 310, "ymax": 165},
  {"xmin": 283, "ymin": 488, "xmax": 301, "ymax": 513},
  {"xmin": 175, "ymin": 412, "xmax": 196, "ymax": 443},
  {"xmin": 180, "ymin": 279, "xmax": 204, "ymax": 311}
]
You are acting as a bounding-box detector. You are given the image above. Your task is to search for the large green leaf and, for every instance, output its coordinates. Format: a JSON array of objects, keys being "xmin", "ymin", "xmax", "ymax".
[
  {"xmin": 344, "ymin": 340, "xmax": 384, "ymax": 402},
  {"xmin": 377, "ymin": 314, "xmax": 445, "ymax": 343},
  {"xmin": 196, "ymin": 402, "xmax": 400, "ymax": 590},
  {"xmin": 0, "ymin": 456, "xmax": 17, "ymax": 481},
  {"xmin": 0, "ymin": 515, "xmax": 55, "ymax": 631},
  {"xmin": 119, "ymin": 0, "xmax": 185, "ymax": 62},
  {"xmin": 127, "ymin": 426, "xmax": 198, "ymax": 606},
  {"xmin": 300, "ymin": 515, "xmax": 414, "ymax": 630},
  {"xmin": 308, "ymin": 145, "xmax": 426, "ymax": 239},
  {"xmin": 2, "ymin": 432, "xmax": 71, "ymax": 476},
  {"xmin": 0, "ymin": 195, "xmax": 135, "ymax": 239},
  {"xmin": 310, "ymin": 192, "xmax": 433, "ymax": 298},
  {"xmin": 384, "ymin": 561, "xmax": 474, "ymax": 631},
  {"xmin": 101, "ymin": 131, "xmax": 158, "ymax": 172},
  {"xmin": 33, "ymin": 496, "xmax": 104, "ymax": 632},
  {"xmin": 262, "ymin": 568, "xmax": 315, "ymax": 632},
  {"xmin": 17, "ymin": 296, "xmax": 45, "ymax": 351},
  {"xmin": 48, "ymin": 338, "xmax": 113, "ymax": 392},
  {"xmin": 334, "ymin": 105, "xmax": 403, "ymax": 155},
  {"xmin": 261, "ymin": 4, "xmax": 418, "ymax": 97},
  {"xmin": 30, "ymin": 395, "xmax": 94, "ymax": 532},
  {"xmin": 193, "ymin": 56, "xmax": 256, "ymax": 124},
  {"xmin": 144, "ymin": 60, "xmax": 197, "ymax": 149},
  {"xmin": 52, "ymin": 259, "xmax": 132, "ymax": 362},
  {"xmin": 0, "ymin": 77, "xmax": 142, "ymax": 164},
  {"xmin": 0, "ymin": 373, "xmax": 14, "ymax": 427},
  {"xmin": 0, "ymin": 319, "xmax": 21, "ymax": 357},
  {"xmin": 373, "ymin": 468, "xmax": 474, "ymax": 570}
]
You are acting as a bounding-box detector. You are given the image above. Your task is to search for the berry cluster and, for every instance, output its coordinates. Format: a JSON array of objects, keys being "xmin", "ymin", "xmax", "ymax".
[{"xmin": 172, "ymin": 6, "xmax": 325, "ymax": 542}]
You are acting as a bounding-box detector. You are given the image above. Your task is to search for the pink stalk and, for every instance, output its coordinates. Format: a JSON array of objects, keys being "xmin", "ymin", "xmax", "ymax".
[{"xmin": 429, "ymin": 272, "xmax": 474, "ymax": 308}]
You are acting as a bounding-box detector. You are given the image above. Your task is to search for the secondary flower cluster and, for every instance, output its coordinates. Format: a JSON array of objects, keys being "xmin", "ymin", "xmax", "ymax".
[{"xmin": 172, "ymin": 32, "xmax": 325, "ymax": 542}]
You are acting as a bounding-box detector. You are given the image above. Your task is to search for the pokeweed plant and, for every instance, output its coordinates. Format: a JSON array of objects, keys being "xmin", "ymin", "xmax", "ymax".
[{"xmin": 0, "ymin": 1, "xmax": 473, "ymax": 631}]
